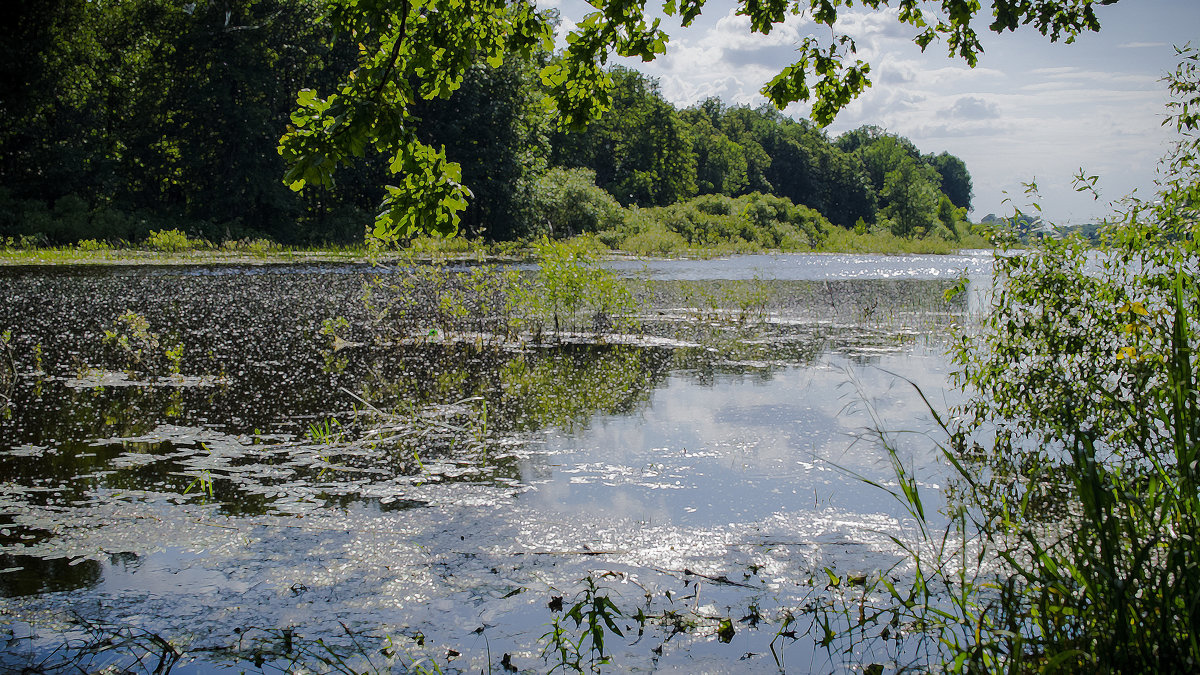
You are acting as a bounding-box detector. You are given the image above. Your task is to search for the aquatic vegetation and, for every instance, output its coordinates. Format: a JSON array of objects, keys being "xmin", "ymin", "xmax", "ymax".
[
  {"xmin": 144, "ymin": 229, "xmax": 200, "ymax": 253},
  {"xmin": 0, "ymin": 618, "xmax": 183, "ymax": 674},
  {"xmin": 75, "ymin": 238, "xmax": 110, "ymax": 252},
  {"xmin": 221, "ymin": 237, "xmax": 279, "ymax": 257},
  {"xmin": 102, "ymin": 310, "xmax": 161, "ymax": 375},
  {"xmin": 542, "ymin": 574, "xmax": 627, "ymax": 672},
  {"xmin": 519, "ymin": 237, "xmax": 636, "ymax": 337},
  {"xmin": 101, "ymin": 310, "xmax": 184, "ymax": 379},
  {"xmin": 364, "ymin": 242, "xmax": 636, "ymax": 345},
  {"xmin": 1, "ymin": 618, "xmax": 445, "ymax": 675}
]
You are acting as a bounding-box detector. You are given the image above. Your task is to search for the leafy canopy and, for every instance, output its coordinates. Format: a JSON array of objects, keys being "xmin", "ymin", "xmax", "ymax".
[{"xmin": 279, "ymin": 0, "xmax": 1118, "ymax": 241}]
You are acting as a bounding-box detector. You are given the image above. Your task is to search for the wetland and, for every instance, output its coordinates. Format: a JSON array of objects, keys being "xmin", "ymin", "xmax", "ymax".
[{"xmin": 0, "ymin": 252, "xmax": 991, "ymax": 673}]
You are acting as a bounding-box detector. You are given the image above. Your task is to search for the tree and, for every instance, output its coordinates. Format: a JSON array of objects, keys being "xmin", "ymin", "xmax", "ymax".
[
  {"xmin": 929, "ymin": 151, "xmax": 974, "ymax": 211},
  {"xmin": 551, "ymin": 67, "xmax": 696, "ymax": 207},
  {"xmin": 767, "ymin": 121, "xmax": 876, "ymax": 228},
  {"xmin": 279, "ymin": 0, "xmax": 1120, "ymax": 240},
  {"xmin": 682, "ymin": 101, "xmax": 753, "ymax": 196},
  {"xmin": 1, "ymin": 0, "xmax": 372, "ymax": 244},
  {"xmin": 411, "ymin": 57, "xmax": 553, "ymax": 240},
  {"xmin": 882, "ymin": 160, "xmax": 939, "ymax": 237}
]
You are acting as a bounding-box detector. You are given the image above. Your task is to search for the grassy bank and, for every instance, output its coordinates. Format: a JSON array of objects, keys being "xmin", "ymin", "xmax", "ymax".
[{"xmin": 0, "ymin": 228, "xmax": 990, "ymax": 266}]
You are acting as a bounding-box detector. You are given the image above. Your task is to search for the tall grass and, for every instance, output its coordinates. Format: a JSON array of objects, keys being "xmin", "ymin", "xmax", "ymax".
[{"xmin": 847, "ymin": 48, "xmax": 1200, "ymax": 672}]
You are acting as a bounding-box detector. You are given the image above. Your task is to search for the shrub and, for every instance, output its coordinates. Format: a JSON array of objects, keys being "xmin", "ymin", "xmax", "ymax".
[
  {"xmin": 76, "ymin": 239, "xmax": 110, "ymax": 251},
  {"xmin": 530, "ymin": 167, "xmax": 624, "ymax": 238},
  {"xmin": 144, "ymin": 229, "xmax": 196, "ymax": 253},
  {"xmin": 620, "ymin": 226, "xmax": 689, "ymax": 256},
  {"xmin": 865, "ymin": 52, "xmax": 1200, "ymax": 673},
  {"xmin": 606, "ymin": 192, "xmax": 828, "ymax": 253}
]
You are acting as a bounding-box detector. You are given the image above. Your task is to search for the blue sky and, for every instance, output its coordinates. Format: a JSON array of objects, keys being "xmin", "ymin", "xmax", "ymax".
[{"xmin": 545, "ymin": 0, "xmax": 1199, "ymax": 223}]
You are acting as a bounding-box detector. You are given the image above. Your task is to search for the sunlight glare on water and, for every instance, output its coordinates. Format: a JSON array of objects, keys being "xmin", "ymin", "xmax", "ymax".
[{"xmin": 0, "ymin": 254, "xmax": 985, "ymax": 673}]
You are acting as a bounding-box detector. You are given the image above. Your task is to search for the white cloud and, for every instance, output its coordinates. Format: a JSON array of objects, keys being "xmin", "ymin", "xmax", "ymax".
[
  {"xmin": 942, "ymin": 96, "xmax": 1001, "ymax": 120},
  {"xmin": 1118, "ymin": 41, "xmax": 1168, "ymax": 49}
]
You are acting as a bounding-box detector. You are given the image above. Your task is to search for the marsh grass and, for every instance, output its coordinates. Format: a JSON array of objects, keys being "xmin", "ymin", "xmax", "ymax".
[
  {"xmin": 849, "ymin": 304, "xmax": 1200, "ymax": 672},
  {"xmin": 1, "ymin": 618, "xmax": 445, "ymax": 675},
  {"xmin": 1, "ymin": 221, "xmax": 989, "ymax": 267},
  {"xmin": 819, "ymin": 226, "xmax": 990, "ymax": 255},
  {"xmin": 229, "ymin": 625, "xmax": 443, "ymax": 675},
  {"xmin": 816, "ymin": 255, "xmax": 1200, "ymax": 671}
]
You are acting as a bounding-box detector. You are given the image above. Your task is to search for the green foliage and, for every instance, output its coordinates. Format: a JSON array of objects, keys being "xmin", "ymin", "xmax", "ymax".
[
  {"xmin": 76, "ymin": 239, "xmax": 110, "ymax": 252},
  {"xmin": 102, "ymin": 310, "xmax": 161, "ymax": 375},
  {"xmin": 411, "ymin": 57, "xmax": 554, "ymax": 240},
  {"xmin": 406, "ymin": 234, "xmax": 476, "ymax": 258},
  {"xmin": 363, "ymin": 240, "xmax": 636, "ymax": 344},
  {"xmin": 523, "ymin": 237, "xmax": 635, "ymax": 335},
  {"xmin": 100, "ymin": 310, "xmax": 187, "ymax": 378},
  {"xmin": 284, "ymin": 0, "xmax": 1098, "ymax": 237},
  {"xmin": 222, "ymin": 238, "xmax": 280, "ymax": 256},
  {"xmin": 929, "ymin": 151, "xmax": 974, "ymax": 211},
  {"xmin": 2, "ymin": 0, "xmax": 1099, "ymax": 242},
  {"xmin": 531, "ymin": 167, "xmax": 624, "ymax": 238},
  {"xmin": 542, "ymin": 575, "xmax": 626, "ymax": 672},
  {"xmin": 279, "ymin": 0, "xmax": 554, "ymax": 241},
  {"xmin": 609, "ymin": 192, "xmax": 830, "ymax": 254},
  {"xmin": 363, "ymin": 256, "xmax": 524, "ymax": 343},
  {"xmin": 882, "ymin": 161, "xmax": 941, "ymax": 237},
  {"xmin": 551, "ymin": 67, "xmax": 697, "ymax": 207},
  {"xmin": 616, "ymin": 222, "xmax": 689, "ymax": 256},
  {"xmin": 858, "ymin": 49, "xmax": 1200, "ymax": 673},
  {"xmin": 144, "ymin": 229, "xmax": 197, "ymax": 253}
]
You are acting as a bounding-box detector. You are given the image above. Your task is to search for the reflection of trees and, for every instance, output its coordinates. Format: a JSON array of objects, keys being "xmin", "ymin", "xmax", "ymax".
[
  {"xmin": 497, "ymin": 345, "xmax": 670, "ymax": 431},
  {"xmin": 0, "ymin": 553, "xmax": 103, "ymax": 597},
  {"xmin": 357, "ymin": 344, "xmax": 672, "ymax": 435}
]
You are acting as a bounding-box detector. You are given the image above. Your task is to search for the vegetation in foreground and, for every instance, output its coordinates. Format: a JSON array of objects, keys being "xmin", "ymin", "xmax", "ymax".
[{"xmin": 836, "ymin": 48, "xmax": 1200, "ymax": 673}]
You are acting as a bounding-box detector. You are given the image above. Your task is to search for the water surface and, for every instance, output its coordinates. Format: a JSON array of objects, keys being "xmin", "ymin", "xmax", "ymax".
[{"xmin": 0, "ymin": 254, "xmax": 986, "ymax": 673}]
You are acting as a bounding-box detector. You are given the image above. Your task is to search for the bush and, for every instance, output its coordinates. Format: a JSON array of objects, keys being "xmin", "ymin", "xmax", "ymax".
[
  {"xmin": 620, "ymin": 226, "xmax": 689, "ymax": 256},
  {"xmin": 144, "ymin": 229, "xmax": 196, "ymax": 252},
  {"xmin": 606, "ymin": 192, "xmax": 829, "ymax": 253},
  {"xmin": 530, "ymin": 167, "xmax": 625, "ymax": 238},
  {"xmin": 76, "ymin": 239, "xmax": 110, "ymax": 251},
  {"xmin": 406, "ymin": 234, "xmax": 476, "ymax": 258},
  {"xmin": 864, "ymin": 52, "xmax": 1200, "ymax": 673}
]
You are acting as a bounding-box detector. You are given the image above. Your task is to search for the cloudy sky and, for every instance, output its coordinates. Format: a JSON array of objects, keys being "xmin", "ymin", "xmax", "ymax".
[{"xmin": 545, "ymin": 0, "xmax": 1199, "ymax": 223}]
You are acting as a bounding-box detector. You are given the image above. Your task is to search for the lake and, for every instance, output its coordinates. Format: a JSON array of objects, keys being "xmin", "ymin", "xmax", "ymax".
[{"xmin": 0, "ymin": 252, "xmax": 992, "ymax": 673}]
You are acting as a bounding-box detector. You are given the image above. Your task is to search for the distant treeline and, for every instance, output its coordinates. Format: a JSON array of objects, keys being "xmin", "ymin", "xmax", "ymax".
[{"xmin": 1, "ymin": 0, "xmax": 973, "ymax": 246}]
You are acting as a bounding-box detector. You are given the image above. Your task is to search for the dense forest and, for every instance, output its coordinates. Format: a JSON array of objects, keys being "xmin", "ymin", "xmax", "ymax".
[{"xmin": 1, "ymin": 0, "xmax": 974, "ymax": 247}]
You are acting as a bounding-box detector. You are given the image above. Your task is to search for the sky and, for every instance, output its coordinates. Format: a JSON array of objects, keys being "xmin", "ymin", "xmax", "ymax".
[{"xmin": 544, "ymin": 0, "xmax": 1200, "ymax": 224}]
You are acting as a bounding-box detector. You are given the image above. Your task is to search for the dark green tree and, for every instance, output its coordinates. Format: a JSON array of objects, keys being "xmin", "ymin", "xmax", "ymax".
[
  {"xmin": 882, "ymin": 160, "xmax": 940, "ymax": 237},
  {"xmin": 928, "ymin": 151, "xmax": 974, "ymax": 211},
  {"xmin": 551, "ymin": 67, "xmax": 696, "ymax": 206},
  {"xmin": 761, "ymin": 119, "xmax": 875, "ymax": 228},
  {"xmin": 683, "ymin": 108, "xmax": 751, "ymax": 196},
  {"xmin": 412, "ymin": 57, "xmax": 552, "ymax": 240}
]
